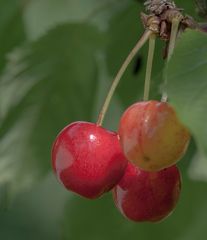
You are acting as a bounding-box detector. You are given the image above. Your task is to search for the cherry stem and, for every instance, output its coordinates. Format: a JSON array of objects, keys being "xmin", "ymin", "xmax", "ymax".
[
  {"xmin": 167, "ymin": 18, "xmax": 181, "ymax": 61},
  {"xmin": 97, "ymin": 30, "xmax": 152, "ymax": 126},
  {"xmin": 162, "ymin": 18, "xmax": 181, "ymax": 102},
  {"xmin": 143, "ymin": 34, "xmax": 156, "ymax": 101}
]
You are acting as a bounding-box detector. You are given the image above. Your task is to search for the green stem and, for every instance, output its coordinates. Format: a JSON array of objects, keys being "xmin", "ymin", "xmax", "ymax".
[
  {"xmin": 167, "ymin": 18, "xmax": 181, "ymax": 61},
  {"xmin": 143, "ymin": 34, "xmax": 156, "ymax": 101},
  {"xmin": 162, "ymin": 18, "xmax": 181, "ymax": 102},
  {"xmin": 97, "ymin": 30, "xmax": 152, "ymax": 126}
]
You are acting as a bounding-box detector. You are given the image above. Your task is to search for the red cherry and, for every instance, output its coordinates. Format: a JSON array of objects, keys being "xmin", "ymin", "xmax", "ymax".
[
  {"xmin": 118, "ymin": 100, "xmax": 190, "ymax": 171},
  {"xmin": 52, "ymin": 121, "xmax": 127, "ymax": 199},
  {"xmin": 113, "ymin": 163, "xmax": 181, "ymax": 222}
]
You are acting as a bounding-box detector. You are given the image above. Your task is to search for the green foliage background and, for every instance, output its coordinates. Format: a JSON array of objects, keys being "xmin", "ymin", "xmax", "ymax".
[{"xmin": 0, "ymin": 0, "xmax": 207, "ymax": 239}]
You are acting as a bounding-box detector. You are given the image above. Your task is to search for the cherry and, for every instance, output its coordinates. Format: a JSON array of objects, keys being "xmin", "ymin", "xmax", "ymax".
[
  {"xmin": 52, "ymin": 121, "xmax": 127, "ymax": 199},
  {"xmin": 118, "ymin": 100, "xmax": 190, "ymax": 171},
  {"xmin": 113, "ymin": 162, "xmax": 181, "ymax": 222}
]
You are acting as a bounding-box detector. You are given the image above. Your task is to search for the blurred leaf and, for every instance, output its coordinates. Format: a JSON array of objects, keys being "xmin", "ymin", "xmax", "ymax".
[
  {"xmin": 0, "ymin": 0, "xmax": 26, "ymax": 72},
  {"xmin": 0, "ymin": 173, "xmax": 69, "ymax": 240},
  {"xmin": 175, "ymin": 0, "xmax": 198, "ymax": 18},
  {"xmin": 23, "ymin": 0, "xmax": 130, "ymax": 40},
  {"xmin": 166, "ymin": 30, "xmax": 207, "ymax": 155},
  {"xmin": 0, "ymin": 23, "xmax": 104, "ymax": 197},
  {"xmin": 188, "ymin": 150, "xmax": 207, "ymax": 181},
  {"xmin": 194, "ymin": 0, "xmax": 207, "ymax": 19},
  {"xmin": 62, "ymin": 176, "xmax": 207, "ymax": 240}
]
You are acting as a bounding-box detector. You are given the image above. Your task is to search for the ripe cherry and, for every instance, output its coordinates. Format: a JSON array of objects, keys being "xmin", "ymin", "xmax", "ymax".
[
  {"xmin": 113, "ymin": 162, "xmax": 181, "ymax": 222},
  {"xmin": 52, "ymin": 121, "xmax": 127, "ymax": 199},
  {"xmin": 118, "ymin": 100, "xmax": 190, "ymax": 171}
]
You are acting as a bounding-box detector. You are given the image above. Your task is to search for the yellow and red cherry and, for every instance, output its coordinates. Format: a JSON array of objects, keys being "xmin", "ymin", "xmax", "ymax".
[{"xmin": 118, "ymin": 100, "xmax": 190, "ymax": 171}]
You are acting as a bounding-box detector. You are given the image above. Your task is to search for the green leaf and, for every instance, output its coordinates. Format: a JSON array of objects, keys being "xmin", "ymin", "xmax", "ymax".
[
  {"xmin": 23, "ymin": 0, "xmax": 130, "ymax": 40},
  {"xmin": 175, "ymin": 0, "xmax": 198, "ymax": 18},
  {"xmin": 0, "ymin": 174, "xmax": 69, "ymax": 240},
  {"xmin": 165, "ymin": 30, "xmax": 207, "ymax": 155},
  {"xmin": 0, "ymin": 23, "xmax": 104, "ymax": 197},
  {"xmin": 62, "ymin": 176, "xmax": 207, "ymax": 240},
  {"xmin": 188, "ymin": 149, "xmax": 207, "ymax": 181},
  {"xmin": 0, "ymin": 0, "xmax": 26, "ymax": 72}
]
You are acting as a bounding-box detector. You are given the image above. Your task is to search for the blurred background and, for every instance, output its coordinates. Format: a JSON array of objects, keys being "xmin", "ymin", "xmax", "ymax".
[{"xmin": 0, "ymin": 0, "xmax": 207, "ymax": 239}]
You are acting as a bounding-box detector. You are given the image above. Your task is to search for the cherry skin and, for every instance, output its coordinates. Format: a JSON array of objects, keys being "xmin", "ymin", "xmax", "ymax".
[
  {"xmin": 118, "ymin": 100, "xmax": 190, "ymax": 171},
  {"xmin": 52, "ymin": 121, "xmax": 127, "ymax": 199},
  {"xmin": 113, "ymin": 162, "xmax": 181, "ymax": 222}
]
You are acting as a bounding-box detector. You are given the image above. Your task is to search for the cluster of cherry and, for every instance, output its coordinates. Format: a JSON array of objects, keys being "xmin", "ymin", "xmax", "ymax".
[{"xmin": 51, "ymin": 100, "xmax": 190, "ymax": 222}]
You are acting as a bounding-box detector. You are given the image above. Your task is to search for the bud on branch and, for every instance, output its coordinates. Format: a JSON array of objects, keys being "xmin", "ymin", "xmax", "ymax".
[{"xmin": 144, "ymin": 0, "xmax": 176, "ymax": 15}]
